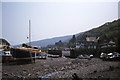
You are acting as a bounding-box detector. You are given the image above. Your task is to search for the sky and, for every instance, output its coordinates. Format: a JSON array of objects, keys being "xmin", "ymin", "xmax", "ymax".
[{"xmin": 1, "ymin": 1, "xmax": 119, "ymax": 45}]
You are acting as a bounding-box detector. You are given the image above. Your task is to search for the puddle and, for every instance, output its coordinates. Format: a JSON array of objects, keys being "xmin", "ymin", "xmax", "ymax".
[{"xmin": 41, "ymin": 71, "xmax": 62, "ymax": 78}]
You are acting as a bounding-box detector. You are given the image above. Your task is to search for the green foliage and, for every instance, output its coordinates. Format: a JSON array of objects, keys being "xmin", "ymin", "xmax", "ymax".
[
  {"xmin": 67, "ymin": 42, "xmax": 76, "ymax": 48},
  {"xmin": 77, "ymin": 19, "xmax": 120, "ymax": 45},
  {"xmin": 69, "ymin": 35, "xmax": 76, "ymax": 43},
  {"xmin": 68, "ymin": 35, "xmax": 76, "ymax": 48},
  {"xmin": 68, "ymin": 19, "xmax": 120, "ymax": 58},
  {"xmin": 70, "ymin": 47, "xmax": 118, "ymax": 58}
]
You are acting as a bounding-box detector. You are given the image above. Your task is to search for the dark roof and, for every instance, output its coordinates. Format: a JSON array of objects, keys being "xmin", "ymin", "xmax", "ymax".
[
  {"xmin": 0, "ymin": 38, "xmax": 10, "ymax": 46},
  {"xmin": 86, "ymin": 37, "xmax": 99, "ymax": 42}
]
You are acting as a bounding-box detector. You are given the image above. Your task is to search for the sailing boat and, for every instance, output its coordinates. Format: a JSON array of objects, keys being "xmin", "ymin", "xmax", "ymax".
[{"xmin": 10, "ymin": 20, "xmax": 41, "ymax": 62}]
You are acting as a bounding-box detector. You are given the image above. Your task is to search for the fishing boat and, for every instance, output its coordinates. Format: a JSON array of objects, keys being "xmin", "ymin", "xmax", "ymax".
[
  {"xmin": 10, "ymin": 44, "xmax": 41, "ymax": 59},
  {"xmin": 10, "ymin": 47, "xmax": 41, "ymax": 63},
  {"xmin": 10, "ymin": 20, "xmax": 40, "ymax": 62}
]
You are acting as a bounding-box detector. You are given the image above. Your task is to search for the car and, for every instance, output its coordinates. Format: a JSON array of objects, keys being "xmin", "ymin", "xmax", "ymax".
[
  {"xmin": 100, "ymin": 52, "xmax": 107, "ymax": 59},
  {"xmin": 89, "ymin": 54, "xmax": 93, "ymax": 58}
]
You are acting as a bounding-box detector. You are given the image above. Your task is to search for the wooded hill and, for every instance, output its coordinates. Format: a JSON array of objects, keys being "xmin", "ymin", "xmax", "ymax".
[
  {"xmin": 68, "ymin": 19, "xmax": 120, "ymax": 57},
  {"xmin": 76, "ymin": 19, "xmax": 120, "ymax": 46}
]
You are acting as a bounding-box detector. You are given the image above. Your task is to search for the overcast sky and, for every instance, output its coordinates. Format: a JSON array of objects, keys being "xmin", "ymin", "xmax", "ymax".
[{"xmin": 2, "ymin": 1, "xmax": 118, "ymax": 45}]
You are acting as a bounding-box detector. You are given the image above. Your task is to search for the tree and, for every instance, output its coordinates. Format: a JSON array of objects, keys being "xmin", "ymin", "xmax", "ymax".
[
  {"xmin": 68, "ymin": 35, "xmax": 76, "ymax": 48},
  {"xmin": 69, "ymin": 35, "xmax": 76, "ymax": 43}
]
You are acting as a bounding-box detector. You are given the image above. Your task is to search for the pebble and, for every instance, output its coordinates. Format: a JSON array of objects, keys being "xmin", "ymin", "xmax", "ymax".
[
  {"xmin": 23, "ymin": 71, "xmax": 27, "ymax": 74},
  {"xmin": 28, "ymin": 73, "xmax": 31, "ymax": 76}
]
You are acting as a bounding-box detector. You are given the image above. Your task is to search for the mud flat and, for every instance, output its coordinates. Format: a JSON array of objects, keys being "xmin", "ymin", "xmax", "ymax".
[{"xmin": 2, "ymin": 57, "xmax": 120, "ymax": 79}]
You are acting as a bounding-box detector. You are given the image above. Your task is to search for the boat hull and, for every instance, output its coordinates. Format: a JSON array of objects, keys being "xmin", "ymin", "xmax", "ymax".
[{"xmin": 10, "ymin": 48, "xmax": 35, "ymax": 59}]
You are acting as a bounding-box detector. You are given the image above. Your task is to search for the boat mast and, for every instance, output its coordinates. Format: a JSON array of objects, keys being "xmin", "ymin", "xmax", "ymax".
[
  {"xmin": 29, "ymin": 20, "xmax": 31, "ymax": 46},
  {"xmin": 29, "ymin": 19, "xmax": 34, "ymax": 63}
]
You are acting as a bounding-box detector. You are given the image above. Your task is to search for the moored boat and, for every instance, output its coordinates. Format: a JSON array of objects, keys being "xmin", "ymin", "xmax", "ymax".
[
  {"xmin": 10, "ymin": 20, "xmax": 41, "ymax": 62},
  {"xmin": 11, "ymin": 43, "xmax": 41, "ymax": 58}
]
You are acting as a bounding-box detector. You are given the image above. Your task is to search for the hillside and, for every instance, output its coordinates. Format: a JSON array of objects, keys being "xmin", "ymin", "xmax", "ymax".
[
  {"xmin": 76, "ymin": 19, "xmax": 120, "ymax": 45},
  {"xmin": 14, "ymin": 35, "xmax": 72, "ymax": 48},
  {"xmin": 14, "ymin": 33, "xmax": 82, "ymax": 48},
  {"xmin": 30, "ymin": 33, "xmax": 82, "ymax": 47},
  {"xmin": 30, "ymin": 35, "xmax": 72, "ymax": 47},
  {"xmin": 15, "ymin": 19, "xmax": 120, "ymax": 48}
]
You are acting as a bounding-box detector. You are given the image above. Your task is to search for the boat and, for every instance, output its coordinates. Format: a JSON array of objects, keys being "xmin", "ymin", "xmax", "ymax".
[
  {"xmin": 10, "ymin": 47, "xmax": 41, "ymax": 63},
  {"xmin": 10, "ymin": 20, "xmax": 40, "ymax": 62},
  {"xmin": 10, "ymin": 44, "xmax": 41, "ymax": 59}
]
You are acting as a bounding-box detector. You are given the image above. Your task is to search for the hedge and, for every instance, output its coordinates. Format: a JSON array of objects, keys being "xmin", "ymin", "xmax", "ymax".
[{"xmin": 70, "ymin": 47, "xmax": 118, "ymax": 58}]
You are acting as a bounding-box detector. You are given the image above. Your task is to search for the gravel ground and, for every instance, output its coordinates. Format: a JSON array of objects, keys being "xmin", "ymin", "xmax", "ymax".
[{"xmin": 2, "ymin": 57, "xmax": 120, "ymax": 79}]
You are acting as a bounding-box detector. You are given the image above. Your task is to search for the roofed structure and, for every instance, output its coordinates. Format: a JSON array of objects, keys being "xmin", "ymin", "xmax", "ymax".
[
  {"xmin": 86, "ymin": 37, "xmax": 99, "ymax": 42},
  {"xmin": 0, "ymin": 38, "xmax": 10, "ymax": 49}
]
